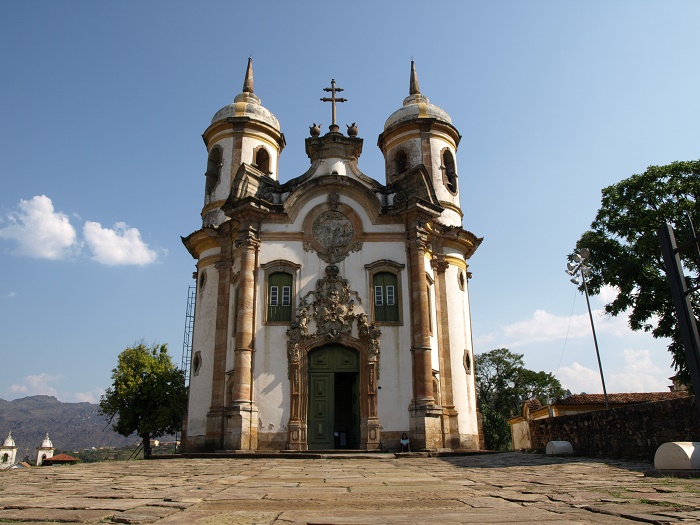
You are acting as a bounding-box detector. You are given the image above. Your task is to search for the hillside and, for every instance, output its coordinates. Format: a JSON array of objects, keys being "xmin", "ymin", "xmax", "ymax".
[{"xmin": 0, "ymin": 395, "xmax": 150, "ymax": 454}]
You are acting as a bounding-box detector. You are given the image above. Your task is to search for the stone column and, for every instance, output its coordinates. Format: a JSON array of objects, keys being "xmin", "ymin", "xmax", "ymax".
[
  {"xmin": 408, "ymin": 221, "xmax": 442, "ymax": 449},
  {"xmin": 409, "ymin": 224, "xmax": 434, "ymax": 405},
  {"xmin": 228, "ymin": 225, "xmax": 259, "ymax": 450}
]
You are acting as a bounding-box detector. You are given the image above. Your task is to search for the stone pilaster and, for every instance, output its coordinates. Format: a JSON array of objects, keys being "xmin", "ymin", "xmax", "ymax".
[
  {"xmin": 432, "ymin": 253, "xmax": 459, "ymax": 449},
  {"xmin": 408, "ymin": 220, "xmax": 441, "ymax": 449},
  {"xmin": 228, "ymin": 225, "xmax": 259, "ymax": 450},
  {"xmin": 361, "ymin": 360, "xmax": 381, "ymax": 450},
  {"xmin": 205, "ymin": 254, "xmax": 232, "ymax": 451}
]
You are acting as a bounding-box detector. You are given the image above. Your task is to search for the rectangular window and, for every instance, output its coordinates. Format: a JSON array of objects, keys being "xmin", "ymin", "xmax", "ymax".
[
  {"xmin": 268, "ymin": 272, "xmax": 293, "ymax": 322},
  {"xmin": 374, "ymin": 286, "xmax": 384, "ymax": 306},
  {"xmin": 373, "ymin": 272, "xmax": 399, "ymax": 323},
  {"xmin": 386, "ymin": 285, "xmax": 395, "ymax": 306}
]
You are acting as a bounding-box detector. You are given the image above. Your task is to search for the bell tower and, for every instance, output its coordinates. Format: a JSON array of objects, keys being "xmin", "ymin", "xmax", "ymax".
[
  {"xmin": 377, "ymin": 61, "xmax": 463, "ymax": 227},
  {"xmin": 200, "ymin": 58, "xmax": 285, "ymax": 228}
]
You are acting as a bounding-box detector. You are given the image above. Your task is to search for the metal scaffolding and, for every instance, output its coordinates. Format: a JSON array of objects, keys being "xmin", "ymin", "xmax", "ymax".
[{"xmin": 181, "ymin": 285, "xmax": 196, "ymax": 386}]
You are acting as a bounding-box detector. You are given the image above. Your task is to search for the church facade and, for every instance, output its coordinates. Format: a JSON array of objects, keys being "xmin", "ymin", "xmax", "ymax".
[{"xmin": 181, "ymin": 60, "xmax": 482, "ymax": 452}]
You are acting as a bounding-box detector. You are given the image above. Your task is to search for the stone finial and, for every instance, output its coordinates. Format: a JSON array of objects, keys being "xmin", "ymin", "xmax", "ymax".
[
  {"xmin": 242, "ymin": 57, "xmax": 254, "ymax": 94},
  {"xmin": 346, "ymin": 123, "xmax": 358, "ymax": 137},
  {"xmin": 309, "ymin": 123, "xmax": 321, "ymax": 137},
  {"xmin": 409, "ymin": 59, "xmax": 420, "ymax": 95}
]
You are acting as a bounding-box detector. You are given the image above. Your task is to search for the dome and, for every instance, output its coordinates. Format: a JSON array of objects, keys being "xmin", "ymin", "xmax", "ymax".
[
  {"xmin": 210, "ymin": 58, "xmax": 280, "ymax": 131},
  {"xmin": 2, "ymin": 432, "xmax": 15, "ymax": 447},
  {"xmin": 383, "ymin": 94, "xmax": 452, "ymax": 131},
  {"xmin": 39, "ymin": 433, "xmax": 53, "ymax": 449},
  {"xmin": 211, "ymin": 93, "xmax": 280, "ymax": 130},
  {"xmin": 383, "ymin": 60, "xmax": 453, "ymax": 131}
]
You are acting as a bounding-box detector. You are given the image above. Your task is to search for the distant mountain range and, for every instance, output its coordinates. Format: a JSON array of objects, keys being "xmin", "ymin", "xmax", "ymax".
[{"xmin": 0, "ymin": 395, "xmax": 149, "ymax": 454}]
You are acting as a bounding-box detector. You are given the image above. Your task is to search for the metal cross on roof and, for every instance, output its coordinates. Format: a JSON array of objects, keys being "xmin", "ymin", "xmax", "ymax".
[{"xmin": 321, "ymin": 79, "xmax": 347, "ymax": 132}]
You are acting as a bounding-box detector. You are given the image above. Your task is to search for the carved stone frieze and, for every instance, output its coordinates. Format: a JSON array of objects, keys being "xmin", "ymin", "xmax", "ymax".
[
  {"xmin": 303, "ymin": 193, "xmax": 363, "ymax": 264},
  {"xmin": 312, "ymin": 210, "xmax": 354, "ymax": 251},
  {"xmin": 285, "ymin": 264, "xmax": 381, "ymax": 375}
]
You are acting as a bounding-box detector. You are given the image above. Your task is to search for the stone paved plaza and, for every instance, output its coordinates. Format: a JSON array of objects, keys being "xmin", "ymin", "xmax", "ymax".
[{"xmin": 2, "ymin": 452, "xmax": 700, "ymax": 524}]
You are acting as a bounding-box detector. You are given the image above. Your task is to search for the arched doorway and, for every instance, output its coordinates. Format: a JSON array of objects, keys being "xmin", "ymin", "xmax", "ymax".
[{"xmin": 307, "ymin": 345, "xmax": 360, "ymax": 449}]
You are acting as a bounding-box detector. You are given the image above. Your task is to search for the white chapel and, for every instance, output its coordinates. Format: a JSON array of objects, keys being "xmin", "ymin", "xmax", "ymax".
[{"xmin": 182, "ymin": 59, "xmax": 483, "ymax": 452}]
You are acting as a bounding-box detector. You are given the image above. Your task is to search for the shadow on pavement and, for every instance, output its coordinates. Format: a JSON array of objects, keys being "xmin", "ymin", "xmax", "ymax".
[{"xmin": 435, "ymin": 451, "xmax": 653, "ymax": 474}]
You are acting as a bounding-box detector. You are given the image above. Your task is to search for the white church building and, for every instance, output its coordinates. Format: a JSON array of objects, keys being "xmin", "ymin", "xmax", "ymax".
[{"xmin": 181, "ymin": 60, "xmax": 482, "ymax": 452}]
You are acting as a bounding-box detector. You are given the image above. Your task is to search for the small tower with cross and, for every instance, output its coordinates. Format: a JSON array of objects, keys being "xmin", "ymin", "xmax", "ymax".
[
  {"xmin": 199, "ymin": 58, "xmax": 286, "ymax": 228},
  {"xmin": 36, "ymin": 433, "xmax": 54, "ymax": 466},
  {"xmin": 378, "ymin": 60, "xmax": 463, "ymax": 227},
  {"xmin": 0, "ymin": 432, "xmax": 17, "ymax": 468}
]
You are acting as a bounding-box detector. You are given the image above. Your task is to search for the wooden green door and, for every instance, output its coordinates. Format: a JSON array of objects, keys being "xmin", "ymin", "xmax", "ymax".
[{"xmin": 308, "ymin": 345, "xmax": 359, "ymax": 450}]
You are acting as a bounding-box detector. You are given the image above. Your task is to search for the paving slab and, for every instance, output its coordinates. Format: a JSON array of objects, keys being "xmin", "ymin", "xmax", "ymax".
[{"xmin": 2, "ymin": 453, "xmax": 700, "ymax": 524}]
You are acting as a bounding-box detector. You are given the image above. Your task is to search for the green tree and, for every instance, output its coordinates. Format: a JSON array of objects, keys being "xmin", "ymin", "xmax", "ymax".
[
  {"xmin": 574, "ymin": 160, "xmax": 700, "ymax": 384},
  {"xmin": 99, "ymin": 342, "xmax": 187, "ymax": 459},
  {"xmin": 475, "ymin": 348, "xmax": 565, "ymax": 451}
]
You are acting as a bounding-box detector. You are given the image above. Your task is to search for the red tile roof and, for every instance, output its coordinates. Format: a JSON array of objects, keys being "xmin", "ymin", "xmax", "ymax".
[
  {"xmin": 43, "ymin": 453, "xmax": 79, "ymax": 463},
  {"xmin": 557, "ymin": 392, "xmax": 687, "ymax": 406}
]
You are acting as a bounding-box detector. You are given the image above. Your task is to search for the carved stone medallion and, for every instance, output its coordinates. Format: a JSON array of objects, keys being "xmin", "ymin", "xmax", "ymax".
[{"xmin": 312, "ymin": 210, "xmax": 354, "ymax": 251}]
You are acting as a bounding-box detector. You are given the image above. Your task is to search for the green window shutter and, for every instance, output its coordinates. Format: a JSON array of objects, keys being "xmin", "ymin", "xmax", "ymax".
[
  {"xmin": 268, "ymin": 272, "xmax": 293, "ymax": 322},
  {"xmin": 373, "ymin": 272, "xmax": 399, "ymax": 322}
]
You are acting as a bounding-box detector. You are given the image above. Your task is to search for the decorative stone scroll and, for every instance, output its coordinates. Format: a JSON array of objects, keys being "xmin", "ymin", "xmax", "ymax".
[
  {"xmin": 285, "ymin": 264, "xmax": 382, "ymax": 449},
  {"xmin": 289, "ymin": 264, "xmax": 371, "ymax": 342}
]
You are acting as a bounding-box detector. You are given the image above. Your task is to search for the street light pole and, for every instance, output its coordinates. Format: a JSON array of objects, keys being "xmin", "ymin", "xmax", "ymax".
[{"xmin": 567, "ymin": 249, "xmax": 610, "ymax": 410}]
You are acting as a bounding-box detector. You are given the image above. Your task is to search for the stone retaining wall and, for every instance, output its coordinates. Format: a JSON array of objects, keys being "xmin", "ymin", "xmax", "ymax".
[{"xmin": 529, "ymin": 395, "xmax": 700, "ymax": 460}]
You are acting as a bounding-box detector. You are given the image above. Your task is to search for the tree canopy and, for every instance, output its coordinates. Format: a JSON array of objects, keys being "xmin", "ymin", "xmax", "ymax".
[
  {"xmin": 475, "ymin": 348, "xmax": 566, "ymax": 451},
  {"xmin": 99, "ymin": 342, "xmax": 187, "ymax": 458},
  {"xmin": 574, "ymin": 160, "xmax": 700, "ymax": 383}
]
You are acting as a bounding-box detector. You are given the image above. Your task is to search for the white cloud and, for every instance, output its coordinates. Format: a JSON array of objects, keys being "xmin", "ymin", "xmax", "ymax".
[
  {"xmin": 473, "ymin": 332, "xmax": 498, "ymax": 348},
  {"xmin": 0, "ymin": 195, "xmax": 160, "ymax": 266},
  {"xmin": 557, "ymin": 362, "xmax": 602, "ymax": 394},
  {"xmin": 502, "ymin": 309, "xmax": 587, "ymax": 347},
  {"xmin": 598, "ymin": 284, "xmax": 620, "ymax": 304},
  {"xmin": 70, "ymin": 389, "xmax": 104, "ymax": 403},
  {"xmin": 557, "ymin": 349, "xmax": 670, "ymax": 394},
  {"xmin": 497, "ymin": 307, "xmax": 633, "ymax": 348},
  {"xmin": 609, "ymin": 348, "xmax": 669, "ymax": 392},
  {"xmin": 7, "ymin": 373, "xmax": 62, "ymax": 398},
  {"xmin": 0, "ymin": 195, "xmax": 78, "ymax": 259},
  {"xmin": 83, "ymin": 221, "xmax": 158, "ymax": 266},
  {"xmin": 5, "ymin": 375, "xmax": 104, "ymax": 403},
  {"xmin": 7, "ymin": 292, "xmax": 16, "ymax": 298}
]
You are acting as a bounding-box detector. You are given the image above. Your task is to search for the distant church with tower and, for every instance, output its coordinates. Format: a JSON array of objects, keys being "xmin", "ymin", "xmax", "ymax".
[{"xmin": 181, "ymin": 59, "xmax": 482, "ymax": 452}]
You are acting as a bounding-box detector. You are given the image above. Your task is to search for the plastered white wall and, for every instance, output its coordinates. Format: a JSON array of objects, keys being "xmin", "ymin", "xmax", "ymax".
[
  {"xmin": 254, "ymin": 204, "xmax": 414, "ymax": 433},
  {"xmin": 446, "ymin": 262, "xmax": 478, "ymax": 435},
  {"xmin": 186, "ymin": 265, "xmax": 218, "ymax": 437}
]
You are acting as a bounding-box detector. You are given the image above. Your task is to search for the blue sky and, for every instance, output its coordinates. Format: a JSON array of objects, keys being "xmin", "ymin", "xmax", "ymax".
[{"xmin": 1, "ymin": 1, "xmax": 698, "ymax": 402}]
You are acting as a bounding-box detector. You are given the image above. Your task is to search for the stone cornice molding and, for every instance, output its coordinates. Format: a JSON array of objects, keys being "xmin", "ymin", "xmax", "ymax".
[
  {"xmin": 431, "ymin": 254, "xmax": 449, "ymax": 274},
  {"xmin": 181, "ymin": 228, "xmax": 222, "ymax": 259}
]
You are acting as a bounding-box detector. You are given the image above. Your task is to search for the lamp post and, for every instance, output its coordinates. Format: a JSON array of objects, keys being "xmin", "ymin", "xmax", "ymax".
[{"xmin": 566, "ymin": 248, "xmax": 609, "ymax": 410}]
